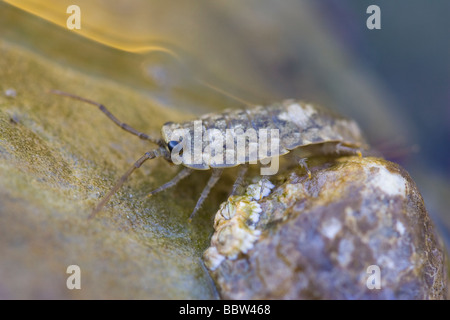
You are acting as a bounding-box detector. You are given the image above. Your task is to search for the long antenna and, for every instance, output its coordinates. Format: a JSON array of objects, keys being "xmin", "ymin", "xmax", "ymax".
[
  {"xmin": 196, "ymin": 79, "xmax": 255, "ymax": 106},
  {"xmin": 50, "ymin": 90, "xmax": 162, "ymax": 145}
]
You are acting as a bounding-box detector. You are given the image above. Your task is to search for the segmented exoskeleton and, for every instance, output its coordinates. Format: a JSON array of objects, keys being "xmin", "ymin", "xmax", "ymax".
[{"xmin": 52, "ymin": 91, "xmax": 366, "ymax": 220}]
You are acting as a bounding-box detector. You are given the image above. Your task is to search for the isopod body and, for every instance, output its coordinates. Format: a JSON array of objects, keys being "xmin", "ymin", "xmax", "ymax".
[
  {"xmin": 162, "ymin": 100, "xmax": 366, "ymax": 170},
  {"xmin": 52, "ymin": 90, "xmax": 367, "ymax": 219}
]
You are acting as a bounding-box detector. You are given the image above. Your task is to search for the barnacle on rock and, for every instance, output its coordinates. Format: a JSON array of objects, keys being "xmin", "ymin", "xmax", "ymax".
[
  {"xmin": 203, "ymin": 179, "xmax": 274, "ymax": 270},
  {"xmin": 204, "ymin": 156, "xmax": 447, "ymax": 300}
]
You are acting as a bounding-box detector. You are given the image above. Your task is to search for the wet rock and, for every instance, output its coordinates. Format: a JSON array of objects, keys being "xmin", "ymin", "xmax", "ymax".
[
  {"xmin": 0, "ymin": 40, "xmax": 217, "ymax": 299},
  {"xmin": 204, "ymin": 156, "xmax": 447, "ymax": 299}
]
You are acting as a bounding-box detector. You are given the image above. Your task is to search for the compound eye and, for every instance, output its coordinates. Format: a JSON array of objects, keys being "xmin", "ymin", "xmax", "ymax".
[{"xmin": 167, "ymin": 140, "xmax": 179, "ymax": 152}]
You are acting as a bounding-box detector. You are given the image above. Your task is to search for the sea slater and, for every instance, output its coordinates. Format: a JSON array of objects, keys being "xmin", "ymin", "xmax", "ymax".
[{"xmin": 52, "ymin": 90, "xmax": 366, "ymax": 219}]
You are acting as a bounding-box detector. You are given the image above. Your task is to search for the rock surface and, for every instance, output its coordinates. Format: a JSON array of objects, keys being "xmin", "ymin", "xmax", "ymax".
[
  {"xmin": 0, "ymin": 40, "xmax": 219, "ymax": 299},
  {"xmin": 204, "ymin": 156, "xmax": 447, "ymax": 299}
]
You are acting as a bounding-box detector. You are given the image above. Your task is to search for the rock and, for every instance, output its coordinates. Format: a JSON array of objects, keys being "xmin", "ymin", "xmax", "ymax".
[
  {"xmin": 0, "ymin": 40, "xmax": 218, "ymax": 299},
  {"xmin": 204, "ymin": 156, "xmax": 447, "ymax": 299}
]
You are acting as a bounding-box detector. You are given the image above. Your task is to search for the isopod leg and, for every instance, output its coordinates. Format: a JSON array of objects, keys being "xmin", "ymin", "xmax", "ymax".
[
  {"xmin": 147, "ymin": 167, "xmax": 193, "ymax": 197},
  {"xmin": 230, "ymin": 165, "xmax": 249, "ymax": 197},
  {"xmin": 189, "ymin": 169, "xmax": 223, "ymax": 222},
  {"xmin": 336, "ymin": 142, "xmax": 363, "ymax": 157},
  {"xmin": 258, "ymin": 176, "xmax": 270, "ymax": 200},
  {"xmin": 298, "ymin": 158, "xmax": 312, "ymax": 179},
  {"xmin": 89, "ymin": 149, "xmax": 163, "ymax": 219}
]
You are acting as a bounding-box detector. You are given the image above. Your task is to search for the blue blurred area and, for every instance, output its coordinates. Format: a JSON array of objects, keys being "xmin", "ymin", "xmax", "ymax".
[
  {"xmin": 316, "ymin": 0, "xmax": 450, "ymax": 178},
  {"xmin": 313, "ymin": 0, "xmax": 450, "ymax": 250}
]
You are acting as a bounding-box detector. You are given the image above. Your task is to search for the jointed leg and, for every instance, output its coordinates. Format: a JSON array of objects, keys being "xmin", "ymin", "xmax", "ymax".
[
  {"xmin": 147, "ymin": 167, "xmax": 193, "ymax": 197},
  {"xmin": 336, "ymin": 142, "xmax": 362, "ymax": 157},
  {"xmin": 230, "ymin": 164, "xmax": 249, "ymax": 196},
  {"xmin": 51, "ymin": 90, "xmax": 162, "ymax": 145},
  {"xmin": 189, "ymin": 169, "xmax": 223, "ymax": 222},
  {"xmin": 298, "ymin": 158, "xmax": 312, "ymax": 179},
  {"xmin": 89, "ymin": 149, "xmax": 163, "ymax": 219}
]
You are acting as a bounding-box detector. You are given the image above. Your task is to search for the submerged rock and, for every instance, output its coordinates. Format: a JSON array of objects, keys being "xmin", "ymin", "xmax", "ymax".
[{"xmin": 204, "ymin": 156, "xmax": 447, "ymax": 299}]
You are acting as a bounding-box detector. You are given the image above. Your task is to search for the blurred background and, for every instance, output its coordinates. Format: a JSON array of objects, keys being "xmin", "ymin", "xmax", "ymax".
[{"xmin": 0, "ymin": 0, "xmax": 448, "ymax": 297}]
